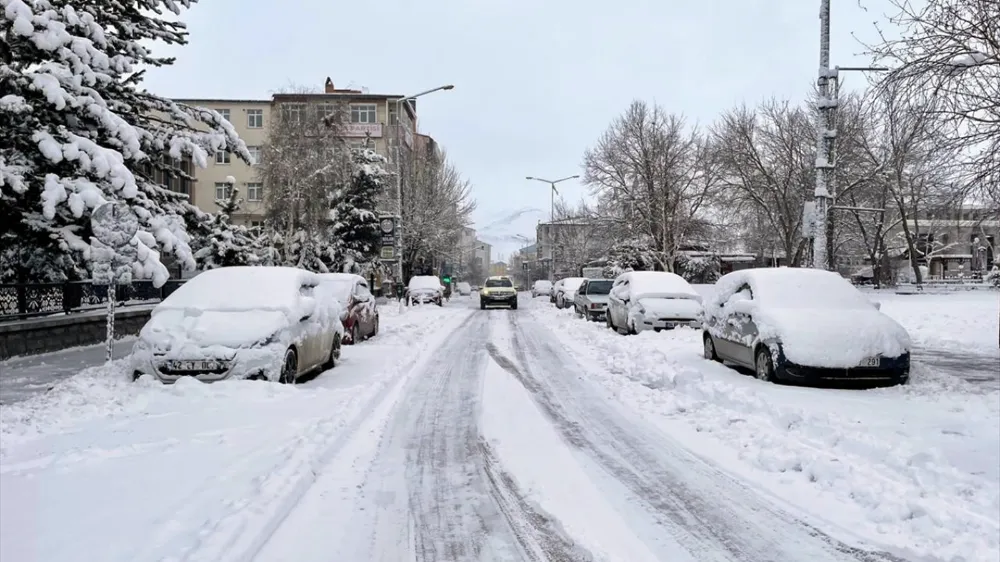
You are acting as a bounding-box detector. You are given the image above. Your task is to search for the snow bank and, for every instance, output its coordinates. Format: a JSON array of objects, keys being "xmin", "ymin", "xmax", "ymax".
[
  {"xmin": 530, "ymin": 306, "xmax": 1000, "ymax": 562},
  {"xmin": 873, "ymin": 290, "xmax": 999, "ymax": 354}
]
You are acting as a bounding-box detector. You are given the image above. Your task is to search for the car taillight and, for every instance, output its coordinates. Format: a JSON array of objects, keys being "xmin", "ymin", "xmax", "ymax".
[{"xmin": 590, "ymin": 303, "xmax": 600, "ymax": 309}]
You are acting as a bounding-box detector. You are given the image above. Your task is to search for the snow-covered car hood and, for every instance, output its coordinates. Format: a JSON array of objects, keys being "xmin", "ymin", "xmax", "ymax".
[
  {"xmin": 758, "ymin": 307, "xmax": 912, "ymax": 368},
  {"xmin": 140, "ymin": 309, "xmax": 290, "ymax": 353},
  {"xmin": 636, "ymin": 297, "xmax": 702, "ymax": 319}
]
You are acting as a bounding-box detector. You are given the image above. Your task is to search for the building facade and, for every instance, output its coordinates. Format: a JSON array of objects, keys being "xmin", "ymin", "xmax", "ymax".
[{"xmin": 172, "ymin": 78, "xmax": 418, "ymax": 226}]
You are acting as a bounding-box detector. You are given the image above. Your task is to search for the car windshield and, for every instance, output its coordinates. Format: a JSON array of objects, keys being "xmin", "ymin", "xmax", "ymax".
[
  {"xmin": 486, "ymin": 278, "xmax": 513, "ymax": 288},
  {"xmin": 585, "ymin": 280, "xmax": 613, "ymax": 294},
  {"xmin": 318, "ymin": 280, "xmax": 353, "ymax": 303}
]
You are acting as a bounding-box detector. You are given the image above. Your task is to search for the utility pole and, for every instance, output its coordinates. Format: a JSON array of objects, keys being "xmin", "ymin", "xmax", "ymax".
[
  {"xmin": 811, "ymin": 0, "xmax": 887, "ymax": 270},
  {"xmin": 813, "ymin": 0, "xmax": 835, "ymax": 270}
]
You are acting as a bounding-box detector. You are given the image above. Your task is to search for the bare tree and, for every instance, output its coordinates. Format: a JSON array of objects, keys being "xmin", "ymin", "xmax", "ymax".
[
  {"xmin": 583, "ymin": 100, "xmax": 721, "ymax": 271},
  {"xmin": 857, "ymin": 81, "xmax": 963, "ymax": 284},
  {"xmin": 399, "ymin": 146, "xmax": 476, "ymax": 278},
  {"xmin": 258, "ymin": 93, "xmax": 351, "ymax": 271},
  {"xmin": 866, "ymin": 0, "xmax": 1000, "ymax": 203},
  {"xmin": 711, "ymin": 99, "xmax": 816, "ymax": 266}
]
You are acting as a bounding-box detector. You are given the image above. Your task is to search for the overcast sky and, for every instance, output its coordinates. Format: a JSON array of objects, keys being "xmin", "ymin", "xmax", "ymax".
[{"xmin": 144, "ymin": 0, "xmax": 892, "ymax": 261}]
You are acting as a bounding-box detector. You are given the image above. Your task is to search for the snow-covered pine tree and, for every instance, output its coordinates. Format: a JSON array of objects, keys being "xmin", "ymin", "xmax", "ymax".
[
  {"xmin": 329, "ymin": 148, "xmax": 387, "ymax": 273},
  {"xmin": 0, "ymin": 0, "xmax": 250, "ymax": 285},
  {"xmin": 191, "ymin": 176, "xmax": 261, "ymax": 269}
]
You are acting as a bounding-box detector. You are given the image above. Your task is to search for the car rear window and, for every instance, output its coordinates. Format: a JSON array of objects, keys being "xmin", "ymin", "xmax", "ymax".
[{"xmin": 585, "ymin": 280, "xmax": 613, "ymax": 294}]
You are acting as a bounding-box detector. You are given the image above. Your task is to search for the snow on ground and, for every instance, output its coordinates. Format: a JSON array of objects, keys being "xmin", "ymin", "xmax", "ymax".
[
  {"xmin": 0, "ymin": 303, "xmax": 471, "ymax": 562},
  {"xmin": 869, "ymin": 290, "xmax": 998, "ymax": 354},
  {"xmin": 527, "ymin": 295, "xmax": 1000, "ymax": 562}
]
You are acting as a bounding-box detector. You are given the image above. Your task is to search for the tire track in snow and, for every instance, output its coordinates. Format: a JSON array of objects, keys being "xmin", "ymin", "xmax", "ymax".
[
  {"xmin": 365, "ymin": 311, "xmax": 592, "ymax": 562},
  {"xmin": 501, "ymin": 312, "xmax": 910, "ymax": 562}
]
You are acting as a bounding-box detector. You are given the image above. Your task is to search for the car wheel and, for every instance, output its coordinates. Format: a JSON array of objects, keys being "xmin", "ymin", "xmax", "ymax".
[
  {"xmin": 279, "ymin": 348, "xmax": 298, "ymax": 384},
  {"xmin": 351, "ymin": 322, "xmax": 362, "ymax": 344},
  {"xmin": 370, "ymin": 315, "xmax": 379, "ymax": 338},
  {"xmin": 754, "ymin": 346, "xmax": 776, "ymax": 383},
  {"xmin": 575, "ymin": 306, "xmax": 583, "ymax": 318},
  {"xmin": 511, "ymin": 299, "xmax": 518, "ymax": 310},
  {"xmin": 703, "ymin": 333, "xmax": 720, "ymax": 362},
  {"xmin": 480, "ymin": 300, "xmax": 486, "ymax": 310},
  {"xmin": 606, "ymin": 312, "xmax": 616, "ymax": 332},
  {"xmin": 323, "ymin": 337, "xmax": 340, "ymax": 370}
]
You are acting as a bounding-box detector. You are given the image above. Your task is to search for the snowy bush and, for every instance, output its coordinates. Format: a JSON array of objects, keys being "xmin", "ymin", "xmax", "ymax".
[
  {"xmin": 603, "ymin": 239, "xmax": 658, "ymax": 277},
  {"xmin": 675, "ymin": 253, "xmax": 721, "ymax": 284},
  {"xmin": 985, "ymin": 266, "xmax": 1000, "ymax": 288},
  {"xmin": 0, "ymin": 0, "xmax": 250, "ymax": 286}
]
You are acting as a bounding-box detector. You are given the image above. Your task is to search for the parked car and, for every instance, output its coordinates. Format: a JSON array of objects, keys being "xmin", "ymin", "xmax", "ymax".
[
  {"xmin": 480, "ymin": 275, "xmax": 518, "ymax": 309},
  {"xmin": 531, "ymin": 279, "xmax": 553, "ymax": 298},
  {"xmin": 130, "ymin": 266, "xmax": 344, "ymax": 384},
  {"xmin": 554, "ymin": 277, "xmax": 585, "ymax": 309},
  {"xmin": 317, "ymin": 273, "xmax": 379, "ymax": 345},
  {"xmin": 607, "ymin": 271, "xmax": 702, "ymax": 334},
  {"xmin": 573, "ymin": 278, "xmax": 613, "ymax": 321},
  {"xmin": 455, "ymin": 281, "xmax": 472, "ymax": 296},
  {"xmin": 701, "ymin": 268, "xmax": 911, "ymax": 386},
  {"xmin": 407, "ymin": 275, "xmax": 444, "ymax": 306}
]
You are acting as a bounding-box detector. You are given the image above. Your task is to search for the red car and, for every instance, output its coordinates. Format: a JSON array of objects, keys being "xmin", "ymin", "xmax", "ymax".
[{"xmin": 317, "ymin": 273, "xmax": 379, "ymax": 345}]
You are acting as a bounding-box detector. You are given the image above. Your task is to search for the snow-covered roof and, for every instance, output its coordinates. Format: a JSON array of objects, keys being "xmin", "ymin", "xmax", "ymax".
[
  {"xmin": 156, "ymin": 267, "xmax": 317, "ymax": 313},
  {"xmin": 408, "ymin": 276, "xmax": 441, "ymax": 291},
  {"xmin": 619, "ymin": 271, "xmax": 700, "ymax": 300}
]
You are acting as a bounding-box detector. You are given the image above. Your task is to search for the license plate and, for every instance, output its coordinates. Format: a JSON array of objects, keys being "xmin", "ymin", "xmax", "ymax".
[
  {"xmin": 169, "ymin": 360, "xmax": 219, "ymax": 371},
  {"xmin": 860, "ymin": 357, "xmax": 880, "ymax": 367}
]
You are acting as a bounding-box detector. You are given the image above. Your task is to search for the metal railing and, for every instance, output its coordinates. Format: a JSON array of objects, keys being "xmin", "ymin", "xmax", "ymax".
[{"xmin": 0, "ymin": 280, "xmax": 187, "ymax": 322}]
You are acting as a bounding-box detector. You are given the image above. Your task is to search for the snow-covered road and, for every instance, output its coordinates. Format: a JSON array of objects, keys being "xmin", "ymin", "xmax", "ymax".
[{"xmin": 1, "ymin": 294, "xmax": 995, "ymax": 561}]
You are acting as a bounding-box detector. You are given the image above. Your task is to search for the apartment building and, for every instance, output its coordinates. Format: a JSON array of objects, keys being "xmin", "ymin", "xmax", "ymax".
[{"xmin": 172, "ymin": 77, "xmax": 418, "ymax": 226}]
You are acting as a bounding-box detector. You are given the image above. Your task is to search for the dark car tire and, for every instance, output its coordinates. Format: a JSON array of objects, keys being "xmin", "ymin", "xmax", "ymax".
[
  {"xmin": 279, "ymin": 348, "xmax": 298, "ymax": 384},
  {"xmin": 511, "ymin": 299, "xmax": 518, "ymax": 310},
  {"xmin": 703, "ymin": 332, "xmax": 721, "ymax": 362},
  {"xmin": 480, "ymin": 300, "xmax": 486, "ymax": 310},
  {"xmin": 322, "ymin": 337, "xmax": 340, "ymax": 370},
  {"xmin": 754, "ymin": 346, "xmax": 777, "ymax": 383},
  {"xmin": 370, "ymin": 315, "xmax": 379, "ymax": 338},
  {"xmin": 351, "ymin": 322, "xmax": 362, "ymax": 344}
]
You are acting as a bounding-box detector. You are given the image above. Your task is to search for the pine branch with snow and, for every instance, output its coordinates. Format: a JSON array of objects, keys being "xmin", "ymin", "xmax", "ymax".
[
  {"xmin": 327, "ymin": 147, "xmax": 387, "ymax": 273},
  {"xmin": 0, "ymin": 0, "xmax": 250, "ymax": 286}
]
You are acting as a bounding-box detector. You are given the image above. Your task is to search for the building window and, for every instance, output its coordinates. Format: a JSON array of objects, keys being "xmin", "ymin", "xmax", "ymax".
[
  {"xmin": 247, "ymin": 182, "xmax": 263, "ymax": 201},
  {"xmin": 247, "ymin": 109, "xmax": 263, "ymax": 128},
  {"xmin": 388, "ymin": 105, "xmax": 398, "ymax": 124},
  {"xmin": 214, "ymin": 182, "xmax": 232, "ymax": 201},
  {"xmin": 247, "ymin": 146, "xmax": 261, "ymax": 165},
  {"xmin": 282, "ymin": 103, "xmax": 305, "ymax": 123},
  {"xmin": 350, "ymin": 104, "xmax": 377, "ymax": 124},
  {"xmin": 317, "ymin": 103, "xmax": 335, "ymax": 121},
  {"xmin": 250, "ymin": 220, "xmax": 263, "ymax": 228},
  {"xmin": 215, "ymin": 151, "xmax": 230, "ymax": 165},
  {"xmin": 218, "ymin": 108, "xmax": 231, "ymax": 121}
]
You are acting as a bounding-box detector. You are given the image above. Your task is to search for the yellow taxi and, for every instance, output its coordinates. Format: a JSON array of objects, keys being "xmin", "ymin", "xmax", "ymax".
[{"xmin": 479, "ymin": 276, "xmax": 518, "ymax": 310}]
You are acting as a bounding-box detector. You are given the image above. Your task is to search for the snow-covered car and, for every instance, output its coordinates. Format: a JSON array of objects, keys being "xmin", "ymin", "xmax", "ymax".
[
  {"xmin": 606, "ymin": 271, "xmax": 703, "ymax": 334},
  {"xmin": 701, "ymin": 268, "xmax": 912, "ymax": 386},
  {"xmin": 531, "ymin": 279, "xmax": 553, "ymax": 298},
  {"xmin": 573, "ymin": 278, "xmax": 613, "ymax": 321},
  {"xmin": 130, "ymin": 266, "xmax": 344, "ymax": 384},
  {"xmin": 407, "ymin": 275, "xmax": 444, "ymax": 306},
  {"xmin": 455, "ymin": 281, "xmax": 472, "ymax": 296},
  {"xmin": 555, "ymin": 277, "xmax": 585, "ymax": 309},
  {"xmin": 317, "ymin": 273, "xmax": 379, "ymax": 345}
]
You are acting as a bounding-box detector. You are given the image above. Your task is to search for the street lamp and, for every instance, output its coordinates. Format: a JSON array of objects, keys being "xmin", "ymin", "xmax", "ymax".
[
  {"xmin": 392, "ymin": 84, "xmax": 454, "ymax": 288},
  {"xmin": 526, "ymin": 175, "xmax": 579, "ymax": 222}
]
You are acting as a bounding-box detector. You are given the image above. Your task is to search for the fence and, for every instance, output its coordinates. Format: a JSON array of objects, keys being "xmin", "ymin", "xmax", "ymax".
[{"xmin": 0, "ymin": 280, "xmax": 187, "ymax": 322}]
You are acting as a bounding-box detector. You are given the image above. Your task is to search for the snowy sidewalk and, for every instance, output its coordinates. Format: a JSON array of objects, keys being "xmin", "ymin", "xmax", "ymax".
[{"xmin": 0, "ymin": 338, "xmax": 137, "ymax": 405}]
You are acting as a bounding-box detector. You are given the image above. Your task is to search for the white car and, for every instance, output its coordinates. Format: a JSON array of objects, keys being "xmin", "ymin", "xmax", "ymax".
[
  {"xmin": 130, "ymin": 266, "xmax": 344, "ymax": 384},
  {"xmin": 531, "ymin": 279, "xmax": 553, "ymax": 298},
  {"xmin": 407, "ymin": 275, "xmax": 444, "ymax": 305},
  {"xmin": 554, "ymin": 277, "xmax": 585, "ymax": 309},
  {"xmin": 701, "ymin": 267, "xmax": 911, "ymax": 386},
  {"xmin": 607, "ymin": 271, "xmax": 703, "ymax": 334},
  {"xmin": 455, "ymin": 281, "xmax": 472, "ymax": 296}
]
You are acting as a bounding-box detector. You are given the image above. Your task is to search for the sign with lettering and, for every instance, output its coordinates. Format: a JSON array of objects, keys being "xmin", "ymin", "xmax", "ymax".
[{"xmin": 343, "ymin": 123, "xmax": 383, "ymax": 138}]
